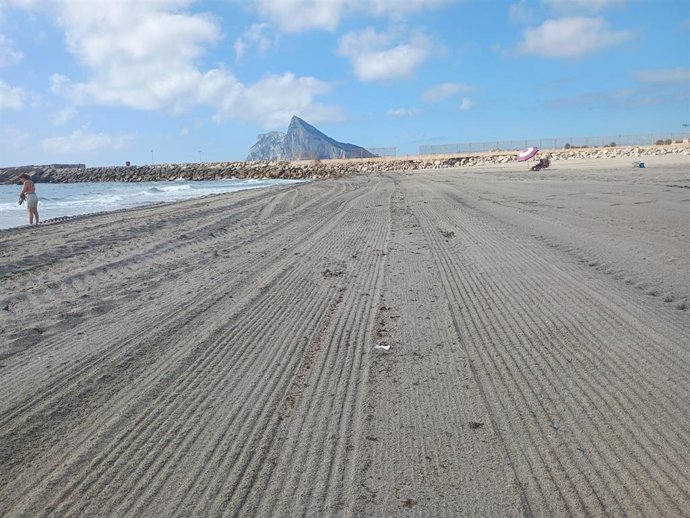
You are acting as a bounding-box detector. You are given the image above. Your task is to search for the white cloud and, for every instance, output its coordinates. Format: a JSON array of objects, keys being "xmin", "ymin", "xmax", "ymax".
[
  {"xmin": 387, "ymin": 107, "xmax": 419, "ymax": 117},
  {"xmin": 422, "ymin": 82, "xmax": 472, "ymax": 101},
  {"xmin": 254, "ymin": 0, "xmax": 344, "ymax": 32},
  {"xmin": 212, "ymin": 72, "xmax": 342, "ymax": 128},
  {"xmin": 542, "ymin": 0, "xmax": 629, "ymax": 12},
  {"xmin": 253, "ymin": 0, "xmax": 452, "ymax": 32},
  {"xmin": 635, "ymin": 67, "xmax": 690, "ymax": 85},
  {"xmin": 367, "ymin": 0, "xmax": 452, "ymax": 14},
  {"xmin": 31, "ymin": 0, "xmax": 339, "ymax": 129},
  {"xmin": 0, "ymin": 79, "xmax": 23, "ymax": 109},
  {"xmin": 234, "ymin": 23, "xmax": 274, "ymax": 60},
  {"xmin": 459, "ymin": 97, "xmax": 473, "ymax": 110},
  {"xmin": 517, "ymin": 17, "xmax": 633, "ymax": 58},
  {"xmin": 52, "ymin": 106, "xmax": 77, "ymax": 125},
  {"xmin": 51, "ymin": 0, "xmax": 220, "ymax": 111},
  {"xmin": 338, "ymin": 27, "xmax": 431, "ymax": 81},
  {"xmin": 49, "ymin": 73, "xmax": 68, "ymax": 93},
  {"xmin": 41, "ymin": 126, "xmax": 134, "ymax": 154},
  {"xmin": 0, "ymin": 33, "xmax": 23, "ymax": 66}
]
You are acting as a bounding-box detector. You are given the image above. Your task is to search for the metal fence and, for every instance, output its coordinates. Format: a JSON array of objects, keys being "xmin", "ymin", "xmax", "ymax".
[
  {"xmin": 366, "ymin": 147, "xmax": 397, "ymax": 157},
  {"xmin": 336, "ymin": 147, "xmax": 397, "ymax": 159},
  {"xmin": 318, "ymin": 132, "xmax": 688, "ymax": 161},
  {"xmin": 419, "ymin": 132, "xmax": 690, "ymax": 155}
]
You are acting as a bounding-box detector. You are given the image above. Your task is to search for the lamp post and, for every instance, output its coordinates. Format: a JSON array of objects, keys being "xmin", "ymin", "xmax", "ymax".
[
  {"xmin": 150, "ymin": 149, "xmax": 154, "ymax": 165},
  {"xmin": 198, "ymin": 150, "xmax": 202, "ymax": 163}
]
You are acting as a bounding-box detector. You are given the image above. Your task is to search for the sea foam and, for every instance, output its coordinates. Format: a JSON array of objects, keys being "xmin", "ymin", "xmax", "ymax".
[{"xmin": 0, "ymin": 178, "xmax": 304, "ymax": 229}]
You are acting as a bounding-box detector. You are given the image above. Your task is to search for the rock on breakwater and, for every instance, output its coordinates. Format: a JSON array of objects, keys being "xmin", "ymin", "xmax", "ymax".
[{"xmin": 2, "ymin": 144, "xmax": 688, "ymax": 184}]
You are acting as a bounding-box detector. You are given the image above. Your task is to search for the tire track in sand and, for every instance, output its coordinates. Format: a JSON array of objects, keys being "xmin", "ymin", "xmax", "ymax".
[
  {"xmin": 236, "ymin": 179, "xmax": 392, "ymax": 517},
  {"xmin": 354, "ymin": 179, "xmax": 525, "ymax": 517},
  {"xmin": 2, "ymin": 172, "xmax": 687, "ymax": 517},
  {"xmin": 407, "ymin": 176, "xmax": 689, "ymax": 516},
  {"xmin": 2, "ymin": 177, "xmax": 389, "ymax": 518},
  {"xmin": 1, "ymin": 179, "xmax": 361, "ymax": 516}
]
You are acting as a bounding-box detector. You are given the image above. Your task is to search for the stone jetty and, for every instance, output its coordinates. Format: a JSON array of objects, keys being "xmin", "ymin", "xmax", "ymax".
[{"xmin": 1, "ymin": 144, "xmax": 688, "ymax": 184}]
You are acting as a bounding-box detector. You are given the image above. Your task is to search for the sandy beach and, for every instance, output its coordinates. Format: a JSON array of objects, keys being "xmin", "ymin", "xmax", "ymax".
[{"xmin": 1, "ymin": 156, "xmax": 688, "ymax": 517}]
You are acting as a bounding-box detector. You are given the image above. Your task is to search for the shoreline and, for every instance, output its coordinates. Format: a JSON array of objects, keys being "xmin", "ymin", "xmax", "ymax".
[{"xmin": 0, "ymin": 178, "xmax": 304, "ymax": 231}]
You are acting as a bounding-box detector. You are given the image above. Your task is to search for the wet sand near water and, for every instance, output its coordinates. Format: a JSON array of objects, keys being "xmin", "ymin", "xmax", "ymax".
[{"xmin": 1, "ymin": 155, "xmax": 689, "ymax": 517}]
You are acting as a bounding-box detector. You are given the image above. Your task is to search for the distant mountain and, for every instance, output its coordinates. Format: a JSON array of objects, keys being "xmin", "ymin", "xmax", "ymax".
[
  {"xmin": 246, "ymin": 116, "xmax": 376, "ymax": 161},
  {"xmin": 246, "ymin": 131, "xmax": 287, "ymax": 161}
]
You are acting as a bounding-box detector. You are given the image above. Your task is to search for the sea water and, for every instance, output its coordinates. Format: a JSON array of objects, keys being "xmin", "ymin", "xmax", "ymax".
[{"xmin": 0, "ymin": 178, "xmax": 304, "ymax": 230}]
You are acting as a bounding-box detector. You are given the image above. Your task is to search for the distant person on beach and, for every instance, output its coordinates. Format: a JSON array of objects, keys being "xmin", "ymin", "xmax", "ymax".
[{"xmin": 18, "ymin": 173, "xmax": 39, "ymax": 225}]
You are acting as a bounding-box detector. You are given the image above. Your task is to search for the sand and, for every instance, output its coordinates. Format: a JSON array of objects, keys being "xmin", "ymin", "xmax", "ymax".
[{"xmin": 1, "ymin": 155, "xmax": 688, "ymax": 517}]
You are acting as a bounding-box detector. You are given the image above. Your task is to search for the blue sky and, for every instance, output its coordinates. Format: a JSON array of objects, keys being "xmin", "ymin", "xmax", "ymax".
[{"xmin": 0, "ymin": 0, "xmax": 688, "ymax": 167}]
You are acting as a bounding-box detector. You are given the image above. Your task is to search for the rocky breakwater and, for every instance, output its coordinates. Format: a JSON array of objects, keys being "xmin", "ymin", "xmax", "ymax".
[
  {"xmin": 0, "ymin": 160, "xmax": 342, "ymax": 185},
  {"xmin": 1, "ymin": 144, "xmax": 687, "ymax": 185}
]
